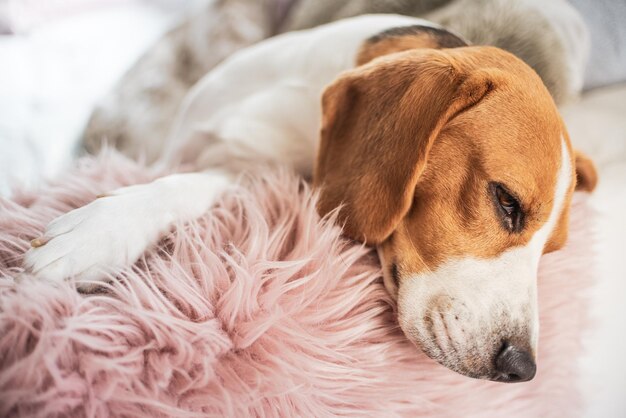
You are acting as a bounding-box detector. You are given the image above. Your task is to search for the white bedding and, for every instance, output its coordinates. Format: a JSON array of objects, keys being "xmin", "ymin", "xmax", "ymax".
[
  {"xmin": 0, "ymin": 2, "xmax": 624, "ymax": 416},
  {"xmin": 562, "ymin": 86, "xmax": 626, "ymax": 418},
  {"xmin": 0, "ymin": 0, "xmax": 181, "ymax": 195}
]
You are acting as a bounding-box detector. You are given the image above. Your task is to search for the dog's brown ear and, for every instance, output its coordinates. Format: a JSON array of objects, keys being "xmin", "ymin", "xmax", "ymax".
[
  {"xmin": 314, "ymin": 50, "xmax": 494, "ymax": 244},
  {"xmin": 574, "ymin": 150, "xmax": 598, "ymax": 192}
]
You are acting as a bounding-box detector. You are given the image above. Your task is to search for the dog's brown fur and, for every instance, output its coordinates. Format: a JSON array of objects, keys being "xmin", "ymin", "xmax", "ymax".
[{"xmin": 315, "ymin": 38, "xmax": 596, "ymax": 276}]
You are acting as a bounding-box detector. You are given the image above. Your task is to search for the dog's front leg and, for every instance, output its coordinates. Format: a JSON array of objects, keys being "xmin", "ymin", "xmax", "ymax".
[{"xmin": 23, "ymin": 171, "xmax": 235, "ymax": 288}]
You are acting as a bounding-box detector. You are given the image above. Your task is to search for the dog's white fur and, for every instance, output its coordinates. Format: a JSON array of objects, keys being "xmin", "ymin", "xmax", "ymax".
[
  {"xmin": 164, "ymin": 14, "xmax": 435, "ymax": 175},
  {"xmin": 25, "ymin": 15, "xmax": 574, "ymax": 380}
]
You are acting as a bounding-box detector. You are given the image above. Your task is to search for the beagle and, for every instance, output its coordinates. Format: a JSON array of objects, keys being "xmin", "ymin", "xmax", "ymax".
[{"xmin": 24, "ymin": 15, "xmax": 597, "ymax": 383}]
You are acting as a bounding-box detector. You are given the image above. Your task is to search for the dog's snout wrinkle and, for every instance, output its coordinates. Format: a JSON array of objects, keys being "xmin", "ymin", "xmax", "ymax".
[
  {"xmin": 494, "ymin": 343, "xmax": 536, "ymax": 383},
  {"xmin": 431, "ymin": 311, "xmax": 456, "ymax": 356}
]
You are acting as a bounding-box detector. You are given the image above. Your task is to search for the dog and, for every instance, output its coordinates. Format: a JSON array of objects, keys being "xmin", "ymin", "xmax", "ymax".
[{"xmin": 25, "ymin": 15, "xmax": 597, "ymax": 383}]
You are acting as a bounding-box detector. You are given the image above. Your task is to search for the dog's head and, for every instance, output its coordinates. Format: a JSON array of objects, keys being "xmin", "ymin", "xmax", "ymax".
[{"xmin": 313, "ymin": 45, "xmax": 597, "ymax": 382}]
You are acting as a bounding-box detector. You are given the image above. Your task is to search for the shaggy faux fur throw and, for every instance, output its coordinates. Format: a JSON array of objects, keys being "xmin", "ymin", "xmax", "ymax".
[{"xmin": 0, "ymin": 152, "xmax": 594, "ymax": 417}]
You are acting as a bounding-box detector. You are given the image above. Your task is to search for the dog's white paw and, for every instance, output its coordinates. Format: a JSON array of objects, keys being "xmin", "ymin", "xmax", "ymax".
[
  {"xmin": 24, "ymin": 190, "xmax": 163, "ymax": 286},
  {"xmin": 23, "ymin": 172, "xmax": 234, "ymax": 288}
]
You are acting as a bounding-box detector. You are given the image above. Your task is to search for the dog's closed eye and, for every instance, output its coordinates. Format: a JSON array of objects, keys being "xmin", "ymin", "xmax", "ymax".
[{"xmin": 489, "ymin": 182, "xmax": 525, "ymax": 233}]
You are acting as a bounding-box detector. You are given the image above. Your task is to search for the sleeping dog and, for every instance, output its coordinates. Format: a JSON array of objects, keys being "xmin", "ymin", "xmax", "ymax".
[{"xmin": 25, "ymin": 15, "xmax": 597, "ymax": 383}]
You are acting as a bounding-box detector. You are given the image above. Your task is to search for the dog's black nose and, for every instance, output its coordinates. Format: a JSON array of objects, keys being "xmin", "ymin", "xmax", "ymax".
[{"xmin": 494, "ymin": 343, "xmax": 536, "ymax": 383}]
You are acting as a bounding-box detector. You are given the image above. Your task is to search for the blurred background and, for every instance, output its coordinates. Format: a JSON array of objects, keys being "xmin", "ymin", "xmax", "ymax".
[
  {"xmin": 0, "ymin": 0, "xmax": 197, "ymax": 193},
  {"xmin": 0, "ymin": 0, "xmax": 624, "ymax": 416}
]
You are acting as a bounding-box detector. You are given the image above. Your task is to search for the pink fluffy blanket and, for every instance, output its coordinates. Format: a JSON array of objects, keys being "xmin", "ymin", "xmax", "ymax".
[{"xmin": 0, "ymin": 152, "xmax": 594, "ymax": 417}]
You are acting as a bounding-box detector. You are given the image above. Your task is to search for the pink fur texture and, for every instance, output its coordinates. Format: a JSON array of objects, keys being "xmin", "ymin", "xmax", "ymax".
[{"xmin": 0, "ymin": 152, "xmax": 595, "ymax": 417}]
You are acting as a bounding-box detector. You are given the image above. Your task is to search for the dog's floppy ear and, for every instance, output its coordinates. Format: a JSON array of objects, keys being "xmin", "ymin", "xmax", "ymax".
[
  {"xmin": 314, "ymin": 50, "xmax": 494, "ymax": 244},
  {"xmin": 574, "ymin": 150, "xmax": 598, "ymax": 192}
]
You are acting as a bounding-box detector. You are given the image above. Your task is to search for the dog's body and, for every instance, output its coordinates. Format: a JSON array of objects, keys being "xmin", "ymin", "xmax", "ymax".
[
  {"xmin": 164, "ymin": 14, "xmax": 433, "ymax": 175},
  {"xmin": 25, "ymin": 15, "xmax": 596, "ymax": 382}
]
